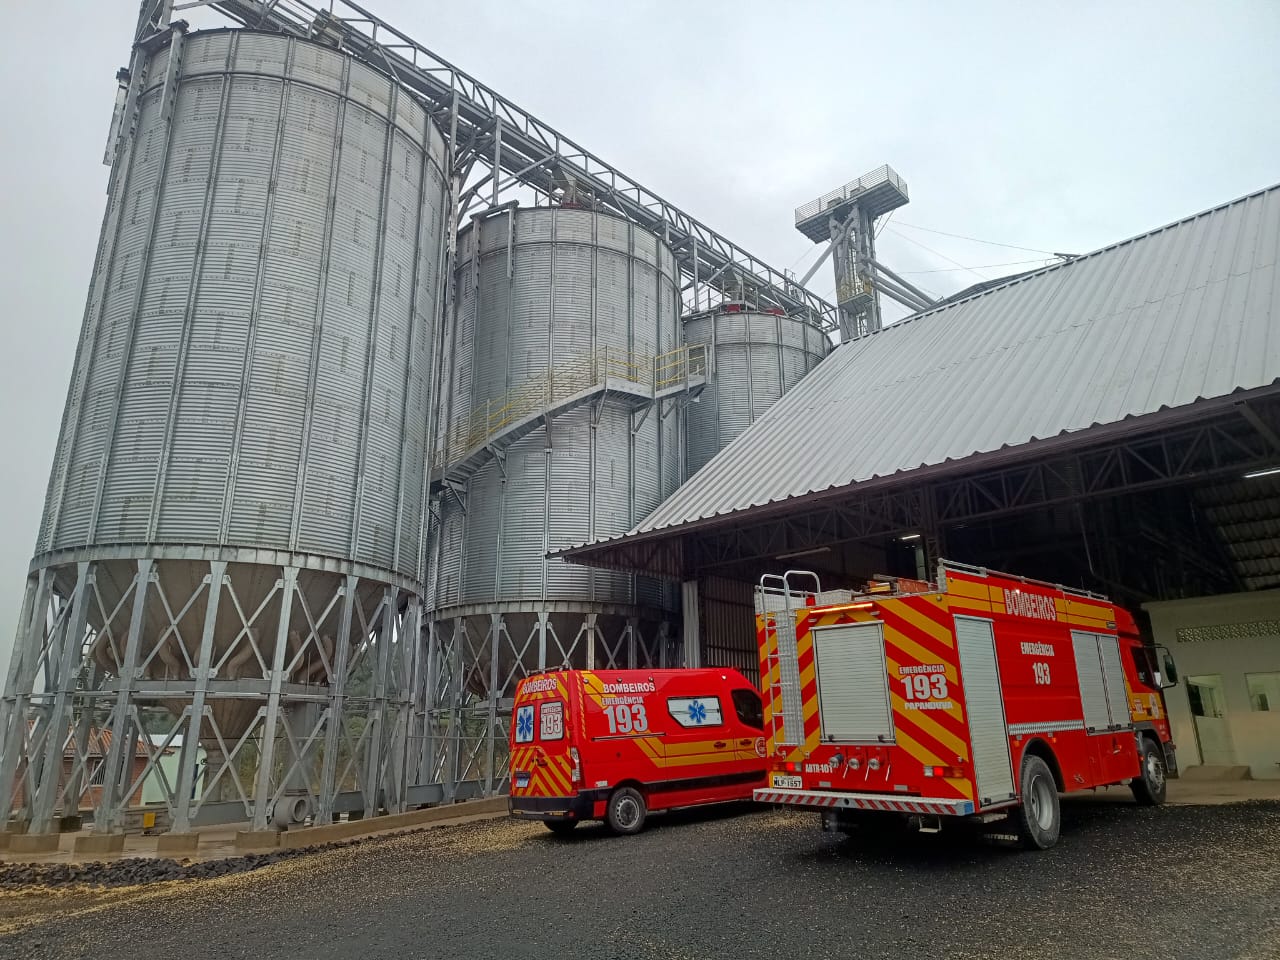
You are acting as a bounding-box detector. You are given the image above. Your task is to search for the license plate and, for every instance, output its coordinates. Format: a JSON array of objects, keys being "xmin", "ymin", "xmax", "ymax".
[
  {"xmin": 514, "ymin": 771, "xmax": 531, "ymax": 788},
  {"xmin": 771, "ymin": 774, "xmax": 803, "ymax": 789}
]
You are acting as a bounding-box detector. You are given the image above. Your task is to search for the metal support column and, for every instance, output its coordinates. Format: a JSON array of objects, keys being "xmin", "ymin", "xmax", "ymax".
[
  {"xmin": 170, "ymin": 561, "xmax": 225, "ymax": 833},
  {"xmin": 316, "ymin": 574, "xmax": 358, "ymax": 825},
  {"xmin": 250, "ymin": 565, "xmax": 298, "ymax": 831},
  {"xmin": 681, "ymin": 579, "xmax": 701, "ymax": 668},
  {"xmin": 95, "ymin": 558, "xmax": 153, "ymax": 833},
  {"xmin": 0, "ymin": 571, "xmax": 50, "ymax": 818},
  {"xmin": 484, "ymin": 612, "xmax": 500, "ymax": 796},
  {"xmin": 29, "ymin": 563, "xmax": 93, "ymax": 833}
]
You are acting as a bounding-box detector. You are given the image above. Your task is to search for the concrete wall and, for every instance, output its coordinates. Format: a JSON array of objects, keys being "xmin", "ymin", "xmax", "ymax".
[{"xmin": 1145, "ymin": 589, "xmax": 1280, "ymax": 779}]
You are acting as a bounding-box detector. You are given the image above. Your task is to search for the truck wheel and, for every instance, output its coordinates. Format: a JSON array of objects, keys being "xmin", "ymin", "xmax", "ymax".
[
  {"xmin": 606, "ymin": 787, "xmax": 647, "ymax": 835},
  {"xmin": 543, "ymin": 820, "xmax": 578, "ymax": 836},
  {"xmin": 1130, "ymin": 736, "xmax": 1167, "ymax": 806},
  {"xmin": 1015, "ymin": 754, "xmax": 1061, "ymax": 850}
]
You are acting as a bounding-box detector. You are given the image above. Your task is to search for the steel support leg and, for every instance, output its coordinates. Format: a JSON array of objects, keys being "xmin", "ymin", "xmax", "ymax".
[
  {"xmin": 484, "ymin": 612, "xmax": 501, "ymax": 796},
  {"xmin": 171, "ymin": 561, "xmax": 224, "ymax": 833},
  {"xmin": 0, "ymin": 571, "xmax": 50, "ymax": 820},
  {"xmin": 96, "ymin": 559, "xmax": 153, "ymax": 833},
  {"xmin": 316, "ymin": 574, "xmax": 357, "ymax": 826},
  {"xmin": 251, "ymin": 566, "xmax": 298, "ymax": 831},
  {"xmin": 30, "ymin": 563, "xmax": 93, "ymax": 833}
]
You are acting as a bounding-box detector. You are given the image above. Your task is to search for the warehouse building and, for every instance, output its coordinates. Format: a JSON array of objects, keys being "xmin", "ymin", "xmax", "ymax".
[{"xmin": 564, "ymin": 184, "xmax": 1280, "ymax": 778}]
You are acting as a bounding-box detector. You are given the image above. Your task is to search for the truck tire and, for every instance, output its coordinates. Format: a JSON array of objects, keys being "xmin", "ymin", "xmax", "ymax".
[
  {"xmin": 1015, "ymin": 754, "xmax": 1061, "ymax": 850},
  {"xmin": 543, "ymin": 820, "xmax": 578, "ymax": 836},
  {"xmin": 1130, "ymin": 736, "xmax": 1167, "ymax": 806},
  {"xmin": 606, "ymin": 786, "xmax": 647, "ymax": 835}
]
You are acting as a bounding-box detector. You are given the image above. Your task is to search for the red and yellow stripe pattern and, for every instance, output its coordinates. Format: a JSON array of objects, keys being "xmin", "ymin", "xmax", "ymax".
[
  {"xmin": 510, "ymin": 674, "xmax": 574, "ymax": 799},
  {"xmin": 508, "ymin": 743, "xmax": 575, "ymax": 798},
  {"xmin": 759, "ymin": 591, "xmax": 975, "ymax": 802}
]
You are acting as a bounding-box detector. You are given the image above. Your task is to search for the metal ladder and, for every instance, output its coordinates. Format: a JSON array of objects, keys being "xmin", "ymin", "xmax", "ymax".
[{"xmin": 755, "ymin": 571, "xmax": 822, "ymax": 748}]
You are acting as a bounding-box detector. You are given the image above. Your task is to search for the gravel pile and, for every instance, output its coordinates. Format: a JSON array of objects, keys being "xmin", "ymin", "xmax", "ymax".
[{"xmin": 0, "ymin": 852, "xmax": 296, "ymax": 891}]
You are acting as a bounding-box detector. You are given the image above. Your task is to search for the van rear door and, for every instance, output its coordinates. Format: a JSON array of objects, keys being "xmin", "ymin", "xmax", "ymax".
[{"xmin": 511, "ymin": 674, "xmax": 577, "ymax": 801}]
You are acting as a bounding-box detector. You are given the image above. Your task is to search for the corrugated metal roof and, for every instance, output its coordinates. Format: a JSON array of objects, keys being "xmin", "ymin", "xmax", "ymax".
[
  {"xmin": 1196, "ymin": 475, "xmax": 1280, "ymax": 590},
  {"xmin": 626, "ymin": 183, "xmax": 1280, "ymax": 540}
]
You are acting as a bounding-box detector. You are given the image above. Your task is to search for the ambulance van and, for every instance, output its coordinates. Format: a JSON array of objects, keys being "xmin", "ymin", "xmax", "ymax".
[{"xmin": 509, "ymin": 668, "xmax": 768, "ymax": 834}]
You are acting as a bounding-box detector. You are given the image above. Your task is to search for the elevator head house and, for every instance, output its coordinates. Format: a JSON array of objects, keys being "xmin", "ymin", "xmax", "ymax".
[{"xmin": 560, "ymin": 183, "xmax": 1280, "ymax": 781}]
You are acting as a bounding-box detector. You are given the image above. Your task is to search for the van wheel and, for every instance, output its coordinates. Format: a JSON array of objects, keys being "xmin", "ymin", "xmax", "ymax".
[
  {"xmin": 1131, "ymin": 736, "xmax": 1167, "ymax": 806},
  {"xmin": 606, "ymin": 787, "xmax": 647, "ymax": 835},
  {"xmin": 1016, "ymin": 754, "xmax": 1061, "ymax": 850},
  {"xmin": 543, "ymin": 820, "xmax": 578, "ymax": 836}
]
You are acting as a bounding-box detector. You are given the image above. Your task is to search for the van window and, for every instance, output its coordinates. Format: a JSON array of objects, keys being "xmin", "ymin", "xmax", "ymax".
[
  {"xmin": 731, "ymin": 689, "xmax": 763, "ymax": 730},
  {"xmin": 668, "ymin": 696, "xmax": 723, "ymax": 728},
  {"xmin": 539, "ymin": 701, "xmax": 564, "ymax": 741}
]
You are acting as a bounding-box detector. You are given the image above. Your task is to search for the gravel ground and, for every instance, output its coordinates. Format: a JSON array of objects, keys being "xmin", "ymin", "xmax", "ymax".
[{"xmin": 0, "ymin": 798, "xmax": 1277, "ymax": 960}]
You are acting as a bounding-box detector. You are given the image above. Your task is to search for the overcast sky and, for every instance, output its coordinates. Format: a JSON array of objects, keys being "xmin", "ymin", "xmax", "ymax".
[{"xmin": 1, "ymin": 0, "xmax": 1277, "ymax": 678}]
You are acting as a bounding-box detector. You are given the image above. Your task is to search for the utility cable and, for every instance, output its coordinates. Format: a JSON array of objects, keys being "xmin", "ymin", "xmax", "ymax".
[
  {"xmin": 886, "ymin": 227, "xmax": 989, "ymax": 281},
  {"xmin": 891, "ymin": 220, "xmax": 1060, "ymax": 256},
  {"xmin": 901, "ymin": 257, "xmax": 1049, "ymax": 274}
]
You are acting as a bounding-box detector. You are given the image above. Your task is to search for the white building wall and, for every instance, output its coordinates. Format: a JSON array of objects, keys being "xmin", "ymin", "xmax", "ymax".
[{"xmin": 1145, "ymin": 590, "xmax": 1280, "ymax": 780}]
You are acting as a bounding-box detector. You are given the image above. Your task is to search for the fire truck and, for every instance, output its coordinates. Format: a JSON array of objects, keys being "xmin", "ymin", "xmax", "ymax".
[
  {"xmin": 509, "ymin": 668, "xmax": 767, "ymax": 835},
  {"xmin": 754, "ymin": 561, "xmax": 1179, "ymax": 849}
]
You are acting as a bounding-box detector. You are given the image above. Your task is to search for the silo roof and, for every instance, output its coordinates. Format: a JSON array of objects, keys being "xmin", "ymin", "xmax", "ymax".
[{"xmin": 562, "ymin": 182, "xmax": 1280, "ymax": 565}]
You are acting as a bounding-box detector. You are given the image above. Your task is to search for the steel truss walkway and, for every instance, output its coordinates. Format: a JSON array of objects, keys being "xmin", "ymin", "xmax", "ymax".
[
  {"xmin": 434, "ymin": 344, "xmax": 707, "ymax": 486},
  {"xmin": 145, "ymin": 0, "xmax": 838, "ymax": 331}
]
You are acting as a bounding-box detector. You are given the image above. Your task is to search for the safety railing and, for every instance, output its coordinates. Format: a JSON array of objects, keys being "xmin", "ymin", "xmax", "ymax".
[
  {"xmin": 440, "ymin": 344, "xmax": 708, "ymax": 468},
  {"xmin": 794, "ymin": 164, "xmax": 909, "ymax": 225}
]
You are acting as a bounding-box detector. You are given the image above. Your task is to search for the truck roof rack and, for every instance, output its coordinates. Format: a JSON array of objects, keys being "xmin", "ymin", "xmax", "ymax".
[{"xmin": 937, "ymin": 559, "xmax": 1108, "ymax": 602}]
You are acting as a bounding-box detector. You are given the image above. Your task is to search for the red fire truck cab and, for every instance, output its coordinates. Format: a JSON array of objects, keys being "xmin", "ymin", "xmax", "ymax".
[
  {"xmin": 755, "ymin": 561, "xmax": 1179, "ymax": 849},
  {"xmin": 509, "ymin": 668, "xmax": 768, "ymax": 835}
]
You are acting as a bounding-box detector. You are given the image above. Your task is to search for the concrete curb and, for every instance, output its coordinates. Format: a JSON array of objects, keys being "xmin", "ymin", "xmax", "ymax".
[
  {"xmin": 73, "ymin": 833, "xmax": 125, "ymax": 856},
  {"xmin": 10, "ymin": 833, "xmax": 60, "ymax": 855}
]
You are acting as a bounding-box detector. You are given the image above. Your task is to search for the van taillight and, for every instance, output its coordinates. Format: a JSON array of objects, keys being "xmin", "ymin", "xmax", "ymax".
[{"xmin": 569, "ymin": 747, "xmax": 581, "ymax": 785}]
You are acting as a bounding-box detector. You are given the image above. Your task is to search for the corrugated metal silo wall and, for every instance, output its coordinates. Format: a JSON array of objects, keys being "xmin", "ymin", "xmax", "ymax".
[
  {"xmin": 683, "ymin": 309, "xmax": 830, "ymax": 477},
  {"xmin": 430, "ymin": 207, "xmax": 680, "ymax": 611},
  {"xmin": 35, "ymin": 30, "xmax": 447, "ymax": 584}
]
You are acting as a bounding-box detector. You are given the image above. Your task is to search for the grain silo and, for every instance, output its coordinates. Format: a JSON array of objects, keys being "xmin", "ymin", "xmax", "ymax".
[
  {"xmin": 674, "ymin": 303, "xmax": 829, "ymax": 680},
  {"xmin": 683, "ymin": 303, "xmax": 830, "ymax": 477},
  {"xmin": 427, "ymin": 205, "xmax": 695, "ymax": 752},
  {"xmin": 0, "ymin": 26, "xmax": 448, "ymax": 842}
]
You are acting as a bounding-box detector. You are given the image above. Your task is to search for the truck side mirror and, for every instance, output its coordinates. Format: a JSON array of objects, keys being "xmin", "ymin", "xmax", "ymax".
[{"xmin": 1160, "ymin": 652, "xmax": 1179, "ymax": 688}]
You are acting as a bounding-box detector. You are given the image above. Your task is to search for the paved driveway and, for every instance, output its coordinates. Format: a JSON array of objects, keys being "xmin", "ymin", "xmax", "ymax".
[{"xmin": 3, "ymin": 798, "xmax": 1278, "ymax": 960}]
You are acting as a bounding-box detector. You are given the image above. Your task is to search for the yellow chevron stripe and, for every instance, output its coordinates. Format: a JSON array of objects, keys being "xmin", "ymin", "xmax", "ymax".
[
  {"xmin": 634, "ymin": 736, "xmax": 663, "ymax": 763},
  {"xmin": 891, "ymin": 724, "xmax": 946, "ymax": 770},
  {"xmin": 884, "ymin": 630, "xmax": 959, "ymax": 685},
  {"xmin": 881, "ymin": 600, "xmax": 955, "ymax": 649},
  {"xmin": 885, "ymin": 655, "xmax": 968, "ymax": 759},
  {"xmin": 543, "ymin": 760, "xmax": 571, "ymax": 796},
  {"xmin": 799, "ymin": 661, "xmax": 816, "ymax": 689}
]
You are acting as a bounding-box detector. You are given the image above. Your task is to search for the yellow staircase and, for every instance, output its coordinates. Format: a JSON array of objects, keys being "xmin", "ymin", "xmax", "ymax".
[{"xmin": 436, "ymin": 344, "xmax": 706, "ymax": 482}]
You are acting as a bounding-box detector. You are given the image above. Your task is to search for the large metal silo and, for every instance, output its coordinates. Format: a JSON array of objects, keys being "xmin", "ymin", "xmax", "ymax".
[
  {"xmin": 0, "ymin": 27, "xmax": 448, "ymax": 838},
  {"xmin": 427, "ymin": 206, "xmax": 693, "ymax": 776},
  {"xmin": 683, "ymin": 303, "xmax": 830, "ymax": 477}
]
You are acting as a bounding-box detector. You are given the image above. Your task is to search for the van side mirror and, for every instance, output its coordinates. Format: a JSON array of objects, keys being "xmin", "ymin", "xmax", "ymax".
[{"xmin": 1159, "ymin": 648, "xmax": 1179, "ymax": 688}]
